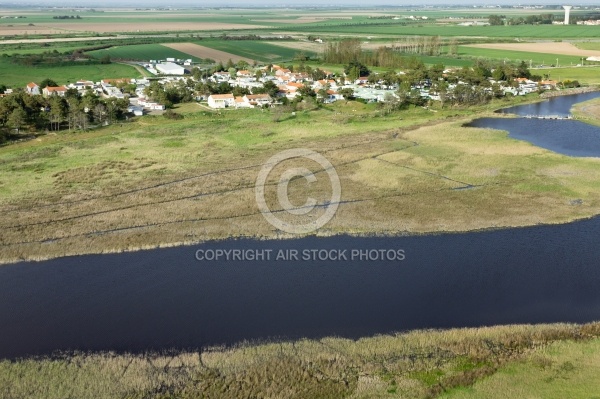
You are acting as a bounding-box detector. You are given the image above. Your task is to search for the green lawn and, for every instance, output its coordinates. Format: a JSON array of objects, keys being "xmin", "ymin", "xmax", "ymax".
[{"xmin": 0, "ymin": 58, "xmax": 142, "ymax": 88}]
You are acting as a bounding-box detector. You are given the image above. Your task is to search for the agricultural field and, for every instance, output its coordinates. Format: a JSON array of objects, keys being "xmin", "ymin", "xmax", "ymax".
[
  {"xmin": 466, "ymin": 42, "xmax": 600, "ymax": 57},
  {"xmin": 87, "ymin": 43, "xmax": 203, "ymax": 62},
  {"xmin": 456, "ymin": 45, "xmax": 588, "ymax": 67},
  {"xmin": 162, "ymin": 43, "xmax": 254, "ymax": 64},
  {"xmin": 191, "ymin": 40, "xmax": 315, "ymax": 63},
  {"xmin": 575, "ymin": 41, "xmax": 600, "ymax": 51},
  {"xmin": 0, "ymin": 58, "xmax": 141, "ymax": 87},
  {"xmin": 549, "ymin": 66, "xmax": 600, "ymax": 85},
  {"xmin": 285, "ymin": 23, "xmax": 600, "ymax": 39}
]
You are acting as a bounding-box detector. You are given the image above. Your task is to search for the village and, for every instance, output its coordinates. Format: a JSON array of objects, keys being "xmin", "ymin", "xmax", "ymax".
[{"xmin": 6, "ymin": 56, "xmax": 567, "ymax": 120}]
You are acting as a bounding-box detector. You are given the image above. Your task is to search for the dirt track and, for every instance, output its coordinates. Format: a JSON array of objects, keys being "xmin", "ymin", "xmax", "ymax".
[
  {"xmin": 466, "ymin": 42, "xmax": 600, "ymax": 57},
  {"xmin": 162, "ymin": 42, "xmax": 255, "ymax": 63}
]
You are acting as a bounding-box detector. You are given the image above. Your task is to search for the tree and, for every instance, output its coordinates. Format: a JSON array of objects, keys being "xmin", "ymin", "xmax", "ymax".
[
  {"xmin": 236, "ymin": 60, "xmax": 249, "ymax": 70},
  {"xmin": 39, "ymin": 78, "xmax": 58, "ymax": 88},
  {"xmin": 298, "ymin": 85, "xmax": 316, "ymax": 99},
  {"xmin": 228, "ymin": 67, "xmax": 237, "ymax": 79},
  {"xmin": 338, "ymin": 88, "xmax": 355, "ymax": 102},
  {"xmin": 448, "ymin": 38, "xmax": 458, "ymax": 56},
  {"xmin": 428, "ymin": 63, "xmax": 445, "ymax": 81},
  {"xmin": 344, "ymin": 60, "xmax": 370, "ymax": 78},
  {"xmin": 8, "ymin": 108, "xmax": 26, "ymax": 133},
  {"xmin": 488, "ymin": 14, "xmax": 504, "ymax": 26},
  {"xmin": 93, "ymin": 103, "xmax": 107, "ymax": 124},
  {"xmin": 99, "ymin": 54, "xmax": 111, "ymax": 64},
  {"xmin": 49, "ymin": 96, "xmax": 66, "ymax": 131},
  {"xmin": 254, "ymin": 80, "xmax": 279, "ymax": 98}
]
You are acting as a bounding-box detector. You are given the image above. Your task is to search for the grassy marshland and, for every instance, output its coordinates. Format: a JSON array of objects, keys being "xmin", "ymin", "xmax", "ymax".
[
  {"xmin": 1, "ymin": 98, "xmax": 600, "ymax": 263},
  {"xmin": 2, "ymin": 322, "xmax": 600, "ymax": 399}
]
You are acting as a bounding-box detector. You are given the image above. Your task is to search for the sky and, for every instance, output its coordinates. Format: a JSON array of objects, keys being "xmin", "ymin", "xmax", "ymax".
[{"xmin": 3, "ymin": 1, "xmax": 599, "ymax": 7}]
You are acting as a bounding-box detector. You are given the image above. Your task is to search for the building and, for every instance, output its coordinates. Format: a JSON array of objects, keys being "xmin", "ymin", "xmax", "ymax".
[
  {"xmin": 156, "ymin": 62, "xmax": 185, "ymax": 76},
  {"xmin": 243, "ymin": 94, "xmax": 272, "ymax": 107},
  {"xmin": 42, "ymin": 86, "xmax": 67, "ymax": 97},
  {"xmin": 208, "ymin": 93, "xmax": 235, "ymax": 108},
  {"xmin": 26, "ymin": 82, "xmax": 40, "ymax": 95}
]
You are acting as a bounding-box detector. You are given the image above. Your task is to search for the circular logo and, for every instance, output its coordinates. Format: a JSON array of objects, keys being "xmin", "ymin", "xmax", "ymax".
[{"xmin": 255, "ymin": 148, "xmax": 341, "ymax": 234}]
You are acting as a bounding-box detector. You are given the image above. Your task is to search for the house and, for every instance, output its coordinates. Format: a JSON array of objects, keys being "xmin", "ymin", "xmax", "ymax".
[
  {"xmin": 539, "ymin": 80, "xmax": 558, "ymax": 90},
  {"xmin": 313, "ymin": 79, "xmax": 337, "ymax": 90},
  {"xmin": 243, "ymin": 94, "xmax": 272, "ymax": 107},
  {"xmin": 236, "ymin": 70, "xmax": 252, "ymax": 77},
  {"xmin": 275, "ymin": 68, "xmax": 291, "ymax": 77},
  {"xmin": 26, "ymin": 82, "xmax": 40, "ymax": 95},
  {"xmin": 127, "ymin": 105, "xmax": 144, "ymax": 116},
  {"xmin": 74, "ymin": 80, "xmax": 95, "ymax": 89},
  {"xmin": 42, "ymin": 86, "xmax": 67, "ymax": 97},
  {"xmin": 234, "ymin": 96, "xmax": 253, "ymax": 108},
  {"xmin": 208, "ymin": 93, "xmax": 235, "ymax": 108},
  {"xmin": 212, "ymin": 71, "xmax": 231, "ymax": 82}
]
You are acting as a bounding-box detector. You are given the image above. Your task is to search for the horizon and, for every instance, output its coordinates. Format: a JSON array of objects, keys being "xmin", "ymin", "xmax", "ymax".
[{"xmin": 2, "ymin": 1, "xmax": 600, "ymax": 8}]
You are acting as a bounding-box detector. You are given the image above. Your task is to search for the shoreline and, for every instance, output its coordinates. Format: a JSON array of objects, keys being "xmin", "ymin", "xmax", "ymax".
[{"xmin": 3, "ymin": 212, "xmax": 600, "ymax": 266}]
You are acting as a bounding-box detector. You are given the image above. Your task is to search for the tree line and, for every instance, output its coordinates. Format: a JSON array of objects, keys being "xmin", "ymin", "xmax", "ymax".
[{"xmin": 0, "ymin": 87, "xmax": 129, "ymax": 142}]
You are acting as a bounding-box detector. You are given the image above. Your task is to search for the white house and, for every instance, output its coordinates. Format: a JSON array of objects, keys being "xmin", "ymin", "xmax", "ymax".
[
  {"xmin": 26, "ymin": 82, "xmax": 40, "ymax": 95},
  {"xmin": 208, "ymin": 93, "xmax": 235, "ymax": 108}
]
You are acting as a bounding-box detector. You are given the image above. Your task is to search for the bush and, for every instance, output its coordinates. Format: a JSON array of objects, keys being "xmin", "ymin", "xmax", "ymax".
[{"xmin": 163, "ymin": 110, "xmax": 184, "ymax": 120}]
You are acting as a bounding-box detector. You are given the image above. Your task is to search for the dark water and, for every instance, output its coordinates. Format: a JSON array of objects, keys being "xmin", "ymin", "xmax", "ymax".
[
  {"xmin": 497, "ymin": 91, "xmax": 600, "ymax": 117},
  {"xmin": 1, "ymin": 218, "xmax": 600, "ymax": 359},
  {"xmin": 469, "ymin": 91, "xmax": 600, "ymax": 157}
]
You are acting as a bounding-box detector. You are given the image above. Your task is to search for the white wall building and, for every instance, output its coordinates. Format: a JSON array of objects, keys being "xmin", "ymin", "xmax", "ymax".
[
  {"xmin": 156, "ymin": 62, "xmax": 185, "ymax": 76},
  {"xmin": 208, "ymin": 93, "xmax": 235, "ymax": 108}
]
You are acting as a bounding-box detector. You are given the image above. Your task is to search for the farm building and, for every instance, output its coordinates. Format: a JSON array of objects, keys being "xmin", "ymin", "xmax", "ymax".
[{"xmin": 156, "ymin": 62, "xmax": 185, "ymax": 76}]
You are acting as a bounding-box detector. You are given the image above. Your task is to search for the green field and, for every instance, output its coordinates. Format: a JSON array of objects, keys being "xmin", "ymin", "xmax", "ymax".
[
  {"xmin": 457, "ymin": 46, "xmax": 587, "ymax": 66},
  {"xmin": 285, "ymin": 23, "xmax": 600, "ymax": 38},
  {"xmin": 532, "ymin": 66, "xmax": 600, "ymax": 84},
  {"xmin": 195, "ymin": 40, "xmax": 314, "ymax": 62},
  {"xmin": 87, "ymin": 43, "xmax": 203, "ymax": 62},
  {"xmin": 0, "ymin": 58, "xmax": 141, "ymax": 87},
  {"xmin": 574, "ymin": 41, "xmax": 600, "ymax": 51}
]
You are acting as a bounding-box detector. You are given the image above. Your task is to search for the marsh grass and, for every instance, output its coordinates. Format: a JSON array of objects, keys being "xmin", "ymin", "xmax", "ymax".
[
  {"xmin": 1, "ymin": 322, "xmax": 599, "ymax": 399},
  {"xmin": 1, "ymin": 99, "xmax": 600, "ymax": 263}
]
